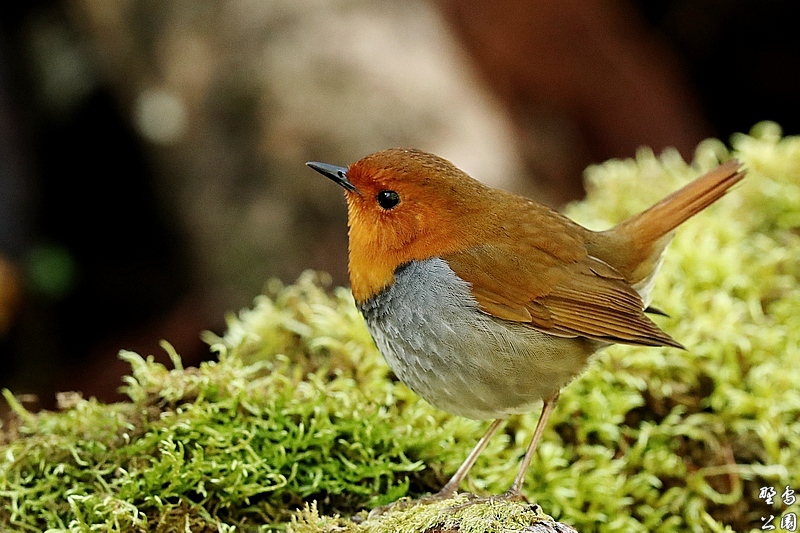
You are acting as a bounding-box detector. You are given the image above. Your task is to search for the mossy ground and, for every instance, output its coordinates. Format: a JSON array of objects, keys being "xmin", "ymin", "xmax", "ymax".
[{"xmin": 2, "ymin": 122, "xmax": 799, "ymax": 532}]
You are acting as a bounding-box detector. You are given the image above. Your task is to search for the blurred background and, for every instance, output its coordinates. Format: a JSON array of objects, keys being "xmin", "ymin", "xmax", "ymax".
[{"xmin": 0, "ymin": 0, "xmax": 797, "ymax": 407}]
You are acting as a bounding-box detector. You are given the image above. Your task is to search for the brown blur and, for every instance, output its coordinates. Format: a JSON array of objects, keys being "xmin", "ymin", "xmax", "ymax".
[{"xmin": 0, "ymin": 0, "xmax": 797, "ymax": 408}]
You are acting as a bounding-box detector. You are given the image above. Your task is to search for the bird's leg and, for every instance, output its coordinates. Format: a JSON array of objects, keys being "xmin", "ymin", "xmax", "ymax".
[
  {"xmin": 505, "ymin": 393, "xmax": 559, "ymax": 500},
  {"xmin": 433, "ymin": 418, "xmax": 505, "ymax": 499},
  {"xmin": 372, "ymin": 396, "xmax": 556, "ymax": 516},
  {"xmin": 368, "ymin": 418, "xmax": 506, "ymax": 518},
  {"xmin": 440, "ymin": 396, "xmax": 560, "ymax": 512}
]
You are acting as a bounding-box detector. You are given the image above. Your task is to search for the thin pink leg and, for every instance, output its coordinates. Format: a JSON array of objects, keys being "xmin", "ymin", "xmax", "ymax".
[
  {"xmin": 507, "ymin": 394, "xmax": 559, "ymax": 498},
  {"xmin": 435, "ymin": 418, "xmax": 505, "ymax": 498}
]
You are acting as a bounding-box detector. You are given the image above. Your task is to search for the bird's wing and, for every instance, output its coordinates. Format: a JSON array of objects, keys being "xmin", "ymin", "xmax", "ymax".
[{"xmin": 443, "ymin": 239, "xmax": 683, "ymax": 349}]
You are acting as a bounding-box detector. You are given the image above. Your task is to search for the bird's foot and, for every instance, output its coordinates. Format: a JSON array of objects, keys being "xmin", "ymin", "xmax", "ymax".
[
  {"xmin": 445, "ymin": 488, "xmax": 528, "ymax": 511},
  {"xmin": 368, "ymin": 488, "xmax": 527, "ymax": 519},
  {"xmin": 367, "ymin": 489, "xmax": 476, "ymax": 519}
]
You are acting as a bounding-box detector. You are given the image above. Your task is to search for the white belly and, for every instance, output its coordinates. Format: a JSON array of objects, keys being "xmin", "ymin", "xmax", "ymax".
[{"xmin": 358, "ymin": 258, "xmax": 599, "ymax": 420}]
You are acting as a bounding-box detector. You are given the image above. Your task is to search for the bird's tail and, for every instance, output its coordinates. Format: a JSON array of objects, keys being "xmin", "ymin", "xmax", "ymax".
[
  {"xmin": 616, "ymin": 160, "xmax": 745, "ymax": 246},
  {"xmin": 594, "ymin": 160, "xmax": 746, "ymax": 292}
]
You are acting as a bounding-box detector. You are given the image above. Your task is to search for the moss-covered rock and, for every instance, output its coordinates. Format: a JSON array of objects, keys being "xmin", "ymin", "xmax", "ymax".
[{"xmin": 2, "ymin": 122, "xmax": 798, "ymax": 532}]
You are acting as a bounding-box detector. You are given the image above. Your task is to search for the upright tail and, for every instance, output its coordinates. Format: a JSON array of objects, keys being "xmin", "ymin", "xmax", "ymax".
[
  {"xmin": 615, "ymin": 160, "xmax": 745, "ymax": 245},
  {"xmin": 592, "ymin": 160, "xmax": 746, "ymax": 290}
]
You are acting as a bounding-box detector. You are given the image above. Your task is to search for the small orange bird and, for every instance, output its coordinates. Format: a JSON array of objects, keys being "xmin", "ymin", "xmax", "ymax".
[{"xmin": 307, "ymin": 149, "xmax": 745, "ymax": 501}]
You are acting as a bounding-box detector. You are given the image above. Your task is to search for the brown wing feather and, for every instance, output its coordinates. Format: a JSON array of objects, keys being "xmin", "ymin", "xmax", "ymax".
[
  {"xmin": 544, "ymin": 267, "xmax": 683, "ymax": 347},
  {"xmin": 443, "ymin": 242, "xmax": 682, "ymax": 349}
]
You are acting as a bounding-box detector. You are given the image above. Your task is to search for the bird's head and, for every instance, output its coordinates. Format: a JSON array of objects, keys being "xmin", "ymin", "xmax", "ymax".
[{"xmin": 308, "ymin": 148, "xmax": 493, "ymax": 302}]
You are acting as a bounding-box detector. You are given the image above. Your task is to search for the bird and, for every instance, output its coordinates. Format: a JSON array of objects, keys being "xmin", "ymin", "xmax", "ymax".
[{"xmin": 307, "ymin": 149, "xmax": 745, "ymax": 501}]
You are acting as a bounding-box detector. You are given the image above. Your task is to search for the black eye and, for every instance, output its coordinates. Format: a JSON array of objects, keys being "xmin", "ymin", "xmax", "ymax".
[{"xmin": 376, "ymin": 190, "xmax": 400, "ymax": 210}]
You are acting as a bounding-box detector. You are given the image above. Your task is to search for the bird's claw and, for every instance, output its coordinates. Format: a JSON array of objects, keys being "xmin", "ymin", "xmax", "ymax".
[{"xmin": 367, "ymin": 488, "xmax": 529, "ymax": 519}]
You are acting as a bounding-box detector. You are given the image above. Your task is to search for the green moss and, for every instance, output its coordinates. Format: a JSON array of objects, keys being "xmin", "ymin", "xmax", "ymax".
[
  {"xmin": 2, "ymin": 122, "xmax": 799, "ymax": 532},
  {"xmin": 1, "ymin": 276, "xmax": 479, "ymax": 531},
  {"xmin": 289, "ymin": 496, "xmax": 559, "ymax": 533}
]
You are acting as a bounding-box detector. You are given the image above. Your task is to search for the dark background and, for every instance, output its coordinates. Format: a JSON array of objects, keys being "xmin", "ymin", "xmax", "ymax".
[{"xmin": 1, "ymin": 0, "xmax": 797, "ymax": 408}]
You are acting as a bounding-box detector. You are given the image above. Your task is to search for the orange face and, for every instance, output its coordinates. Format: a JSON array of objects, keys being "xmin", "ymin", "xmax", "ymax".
[{"xmin": 317, "ymin": 149, "xmax": 493, "ymax": 302}]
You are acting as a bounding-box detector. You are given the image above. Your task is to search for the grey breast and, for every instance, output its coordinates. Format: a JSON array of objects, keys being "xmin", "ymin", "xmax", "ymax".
[{"xmin": 358, "ymin": 257, "xmax": 584, "ymax": 420}]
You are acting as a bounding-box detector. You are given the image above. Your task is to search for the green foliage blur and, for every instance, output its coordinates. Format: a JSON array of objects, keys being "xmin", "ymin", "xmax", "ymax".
[{"xmin": 1, "ymin": 123, "xmax": 798, "ymax": 532}]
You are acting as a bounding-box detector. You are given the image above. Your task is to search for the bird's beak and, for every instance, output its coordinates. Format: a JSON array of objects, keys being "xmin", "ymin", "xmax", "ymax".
[{"xmin": 306, "ymin": 161, "xmax": 360, "ymax": 194}]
